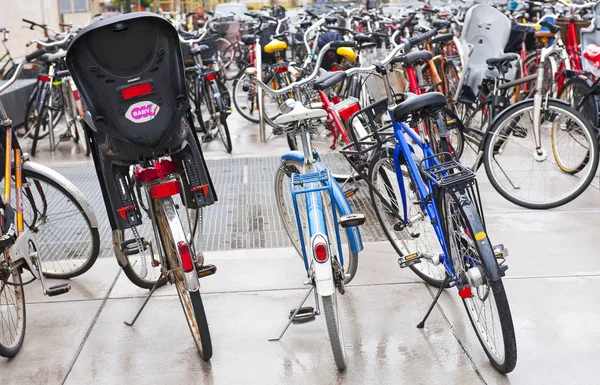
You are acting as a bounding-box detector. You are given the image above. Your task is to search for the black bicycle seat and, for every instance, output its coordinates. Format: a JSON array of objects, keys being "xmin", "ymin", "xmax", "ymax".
[
  {"xmin": 432, "ymin": 19, "xmax": 451, "ymax": 30},
  {"xmin": 486, "ymin": 54, "xmax": 518, "ymax": 66},
  {"xmin": 430, "ymin": 33, "xmax": 454, "ymax": 45},
  {"xmin": 392, "ymin": 92, "xmax": 447, "ymax": 123},
  {"xmin": 325, "ymin": 16, "xmax": 338, "ymax": 24},
  {"xmin": 241, "ymin": 34, "xmax": 256, "ymax": 45},
  {"xmin": 391, "ymin": 50, "xmax": 433, "ymax": 66},
  {"xmin": 190, "ymin": 45, "xmax": 210, "ymax": 55},
  {"xmin": 359, "ymin": 42, "xmax": 378, "ymax": 50},
  {"xmin": 354, "ymin": 33, "xmax": 374, "ymax": 43},
  {"xmin": 314, "ymin": 70, "xmax": 346, "ymax": 91}
]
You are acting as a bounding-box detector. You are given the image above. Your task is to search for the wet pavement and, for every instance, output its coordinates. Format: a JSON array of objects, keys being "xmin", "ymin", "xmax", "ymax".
[{"xmin": 2, "ymin": 112, "xmax": 600, "ymax": 384}]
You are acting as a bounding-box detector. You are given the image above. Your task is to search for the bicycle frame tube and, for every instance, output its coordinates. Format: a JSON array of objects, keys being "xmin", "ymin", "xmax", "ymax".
[
  {"xmin": 390, "ymin": 118, "xmax": 451, "ymax": 272},
  {"xmin": 318, "ymin": 90, "xmax": 350, "ymax": 149}
]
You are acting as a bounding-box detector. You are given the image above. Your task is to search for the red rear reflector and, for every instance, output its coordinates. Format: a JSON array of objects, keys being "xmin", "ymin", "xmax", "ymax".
[
  {"xmin": 39, "ymin": 75, "xmax": 51, "ymax": 82},
  {"xmin": 314, "ymin": 243, "xmax": 328, "ymax": 262},
  {"xmin": 459, "ymin": 286, "xmax": 473, "ymax": 299},
  {"xmin": 73, "ymin": 90, "xmax": 80, "ymax": 100},
  {"xmin": 339, "ymin": 103, "xmax": 360, "ymax": 121},
  {"xmin": 134, "ymin": 159, "xmax": 177, "ymax": 182},
  {"xmin": 177, "ymin": 241, "xmax": 194, "ymax": 272},
  {"xmin": 120, "ymin": 82, "xmax": 153, "ymax": 100},
  {"xmin": 275, "ymin": 66, "xmax": 288, "ymax": 74},
  {"xmin": 205, "ymin": 72, "xmax": 217, "ymax": 81},
  {"xmin": 149, "ymin": 180, "xmax": 182, "ymax": 199}
]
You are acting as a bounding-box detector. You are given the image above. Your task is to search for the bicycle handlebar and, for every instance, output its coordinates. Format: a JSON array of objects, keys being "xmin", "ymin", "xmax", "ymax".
[
  {"xmin": 25, "ymin": 48, "xmax": 47, "ymax": 62},
  {"xmin": 557, "ymin": 0, "xmax": 595, "ymax": 9},
  {"xmin": 27, "ymin": 32, "xmax": 73, "ymax": 48}
]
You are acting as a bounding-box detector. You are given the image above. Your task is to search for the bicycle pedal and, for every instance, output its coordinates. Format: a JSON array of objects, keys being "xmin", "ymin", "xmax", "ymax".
[
  {"xmin": 59, "ymin": 134, "xmax": 71, "ymax": 142},
  {"xmin": 46, "ymin": 283, "xmax": 71, "ymax": 297},
  {"xmin": 339, "ymin": 213, "xmax": 365, "ymax": 228},
  {"xmin": 202, "ymin": 133, "xmax": 214, "ymax": 143},
  {"xmin": 393, "ymin": 221, "xmax": 406, "ymax": 231},
  {"xmin": 499, "ymin": 264, "xmax": 509, "ymax": 277},
  {"xmin": 493, "ymin": 244, "xmax": 509, "ymax": 259},
  {"xmin": 197, "ymin": 264, "xmax": 217, "ymax": 278},
  {"xmin": 398, "ymin": 253, "xmax": 422, "ymax": 269},
  {"xmin": 289, "ymin": 307, "xmax": 316, "ymax": 324},
  {"xmin": 343, "ymin": 187, "xmax": 358, "ymax": 198}
]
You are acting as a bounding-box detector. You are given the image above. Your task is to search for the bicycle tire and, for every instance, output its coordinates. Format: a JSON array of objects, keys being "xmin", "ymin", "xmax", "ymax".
[
  {"xmin": 559, "ymin": 76, "xmax": 600, "ymax": 130},
  {"xmin": 444, "ymin": 190, "xmax": 517, "ymax": 373},
  {"xmin": 156, "ymin": 197, "xmax": 212, "ymax": 360},
  {"xmin": 21, "ymin": 168, "xmax": 100, "ymax": 279},
  {"xmin": 0, "ymin": 266, "xmax": 26, "ymax": 358},
  {"xmin": 274, "ymin": 158, "xmax": 358, "ymax": 284},
  {"xmin": 217, "ymin": 112, "xmax": 233, "ymax": 153},
  {"xmin": 483, "ymin": 99, "xmax": 599, "ymax": 209},
  {"xmin": 322, "ymin": 292, "xmax": 346, "ymax": 371},
  {"xmin": 367, "ymin": 148, "xmax": 448, "ymax": 288}
]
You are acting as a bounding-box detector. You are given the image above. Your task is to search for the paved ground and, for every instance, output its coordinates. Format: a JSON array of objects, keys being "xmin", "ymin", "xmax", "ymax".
[{"xmin": 2, "ymin": 112, "xmax": 600, "ymax": 384}]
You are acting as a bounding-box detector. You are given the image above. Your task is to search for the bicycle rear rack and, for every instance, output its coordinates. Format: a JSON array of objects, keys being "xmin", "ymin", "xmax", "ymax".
[{"xmin": 419, "ymin": 152, "xmax": 476, "ymax": 190}]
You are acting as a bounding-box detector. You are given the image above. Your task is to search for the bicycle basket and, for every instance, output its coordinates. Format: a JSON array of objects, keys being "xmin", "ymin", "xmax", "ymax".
[
  {"xmin": 198, "ymin": 35, "xmax": 220, "ymax": 62},
  {"xmin": 65, "ymin": 13, "xmax": 189, "ymax": 154},
  {"xmin": 361, "ymin": 49, "xmax": 407, "ymax": 102}
]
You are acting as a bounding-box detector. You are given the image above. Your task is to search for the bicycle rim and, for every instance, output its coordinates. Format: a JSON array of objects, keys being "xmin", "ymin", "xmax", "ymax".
[
  {"xmin": 484, "ymin": 101, "xmax": 599, "ymax": 208},
  {"xmin": 368, "ymin": 150, "xmax": 447, "ymax": 287},
  {"xmin": 21, "ymin": 170, "xmax": 99, "ymax": 279},
  {"xmin": 0, "ymin": 266, "xmax": 25, "ymax": 357},
  {"xmin": 444, "ymin": 191, "xmax": 516, "ymax": 373}
]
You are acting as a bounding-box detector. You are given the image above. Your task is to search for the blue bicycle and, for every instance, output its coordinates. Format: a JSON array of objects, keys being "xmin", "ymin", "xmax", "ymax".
[
  {"xmin": 341, "ymin": 56, "xmax": 517, "ymax": 374},
  {"xmin": 247, "ymin": 40, "xmax": 365, "ymax": 370}
]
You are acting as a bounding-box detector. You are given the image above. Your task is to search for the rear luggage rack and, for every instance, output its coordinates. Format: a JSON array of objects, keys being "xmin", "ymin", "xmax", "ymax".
[{"xmin": 419, "ymin": 152, "xmax": 476, "ymax": 190}]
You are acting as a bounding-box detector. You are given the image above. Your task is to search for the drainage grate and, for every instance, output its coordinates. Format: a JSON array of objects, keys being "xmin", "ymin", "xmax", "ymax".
[{"xmin": 52, "ymin": 155, "xmax": 388, "ymax": 256}]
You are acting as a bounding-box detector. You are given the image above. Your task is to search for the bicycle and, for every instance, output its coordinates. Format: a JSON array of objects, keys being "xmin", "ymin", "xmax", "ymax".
[
  {"xmin": 180, "ymin": 33, "xmax": 232, "ymax": 153},
  {"xmin": 65, "ymin": 13, "xmax": 218, "ymax": 359},
  {"xmin": 0, "ymin": 49, "xmax": 102, "ymax": 357},
  {"xmin": 248, "ymin": 40, "xmax": 366, "ymax": 371},
  {"xmin": 340, "ymin": 38, "xmax": 517, "ymax": 374}
]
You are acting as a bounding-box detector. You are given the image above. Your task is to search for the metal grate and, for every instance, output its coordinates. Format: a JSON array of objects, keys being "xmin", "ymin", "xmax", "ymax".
[{"xmin": 52, "ymin": 155, "xmax": 388, "ymax": 256}]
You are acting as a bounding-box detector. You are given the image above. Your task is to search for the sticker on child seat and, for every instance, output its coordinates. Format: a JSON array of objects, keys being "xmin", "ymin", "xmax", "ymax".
[{"xmin": 125, "ymin": 101, "xmax": 160, "ymax": 123}]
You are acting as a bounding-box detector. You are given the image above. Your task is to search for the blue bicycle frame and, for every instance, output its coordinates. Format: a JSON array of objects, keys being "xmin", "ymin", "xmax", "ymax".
[
  {"xmin": 388, "ymin": 116, "xmax": 455, "ymax": 278},
  {"xmin": 282, "ymin": 150, "xmax": 363, "ymax": 274}
]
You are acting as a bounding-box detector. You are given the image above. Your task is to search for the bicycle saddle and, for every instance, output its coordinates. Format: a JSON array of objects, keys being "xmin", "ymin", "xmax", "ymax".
[
  {"xmin": 430, "ymin": 33, "xmax": 454, "ymax": 45},
  {"xmin": 354, "ymin": 34, "xmax": 374, "ymax": 43},
  {"xmin": 325, "ymin": 16, "xmax": 338, "ymax": 24},
  {"xmin": 274, "ymin": 100, "xmax": 327, "ymax": 125},
  {"xmin": 313, "ymin": 69, "xmax": 346, "ymax": 91},
  {"xmin": 391, "ymin": 50, "xmax": 433, "ymax": 66},
  {"xmin": 190, "ymin": 45, "xmax": 210, "ymax": 55},
  {"xmin": 432, "ymin": 19, "xmax": 451, "ymax": 30},
  {"xmin": 241, "ymin": 34, "xmax": 256, "ymax": 45},
  {"xmin": 486, "ymin": 54, "xmax": 519, "ymax": 67},
  {"xmin": 392, "ymin": 92, "xmax": 446, "ymax": 123}
]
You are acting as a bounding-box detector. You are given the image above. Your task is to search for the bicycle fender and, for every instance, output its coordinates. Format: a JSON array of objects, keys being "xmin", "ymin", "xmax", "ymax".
[
  {"xmin": 456, "ymin": 192, "xmax": 502, "ymax": 282},
  {"xmin": 281, "ymin": 151, "xmax": 364, "ymax": 254},
  {"xmin": 23, "ymin": 161, "xmax": 99, "ymax": 228}
]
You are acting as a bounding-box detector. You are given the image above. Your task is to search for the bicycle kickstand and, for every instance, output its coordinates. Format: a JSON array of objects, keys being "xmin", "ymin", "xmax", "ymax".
[
  {"xmin": 124, "ymin": 272, "xmax": 165, "ymax": 327},
  {"xmin": 417, "ymin": 274, "xmax": 451, "ymax": 329},
  {"xmin": 268, "ymin": 285, "xmax": 315, "ymax": 342}
]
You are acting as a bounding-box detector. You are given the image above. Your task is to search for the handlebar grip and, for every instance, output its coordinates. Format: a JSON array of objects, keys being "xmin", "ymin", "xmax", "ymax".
[
  {"xmin": 25, "ymin": 48, "xmax": 47, "ymax": 62},
  {"xmin": 408, "ymin": 29, "xmax": 438, "ymax": 46},
  {"xmin": 540, "ymin": 20, "xmax": 560, "ymax": 34},
  {"xmin": 206, "ymin": 11, "xmax": 214, "ymax": 16},
  {"xmin": 55, "ymin": 70, "xmax": 70, "ymax": 79},
  {"xmin": 398, "ymin": 14, "xmax": 415, "ymax": 30},
  {"xmin": 306, "ymin": 10, "xmax": 318, "ymax": 18},
  {"xmin": 330, "ymin": 40, "xmax": 357, "ymax": 49},
  {"xmin": 244, "ymin": 12, "xmax": 258, "ymax": 18},
  {"xmin": 242, "ymin": 77, "xmax": 251, "ymax": 92}
]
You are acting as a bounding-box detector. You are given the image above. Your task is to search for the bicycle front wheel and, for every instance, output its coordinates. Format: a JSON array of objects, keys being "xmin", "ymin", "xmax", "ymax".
[
  {"xmin": 322, "ymin": 292, "xmax": 346, "ymax": 370},
  {"xmin": 483, "ymin": 99, "xmax": 599, "ymax": 209},
  {"xmin": 444, "ymin": 190, "xmax": 517, "ymax": 373},
  {"xmin": 21, "ymin": 168, "xmax": 100, "ymax": 279},
  {"xmin": 0, "ymin": 265, "xmax": 26, "ymax": 357},
  {"xmin": 274, "ymin": 159, "xmax": 358, "ymax": 283}
]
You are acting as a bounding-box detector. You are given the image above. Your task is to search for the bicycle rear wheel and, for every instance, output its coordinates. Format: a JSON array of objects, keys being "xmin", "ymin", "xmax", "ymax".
[
  {"xmin": 20, "ymin": 168, "xmax": 100, "ymax": 279},
  {"xmin": 483, "ymin": 99, "xmax": 599, "ymax": 209},
  {"xmin": 322, "ymin": 292, "xmax": 346, "ymax": 370},
  {"xmin": 444, "ymin": 190, "xmax": 517, "ymax": 373},
  {"xmin": 368, "ymin": 149, "xmax": 448, "ymax": 287},
  {"xmin": 274, "ymin": 159, "xmax": 358, "ymax": 284},
  {"xmin": 0, "ymin": 264, "xmax": 26, "ymax": 357},
  {"xmin": 156, "ymin": 197, "xmax": 212, "ymax": 360}
]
